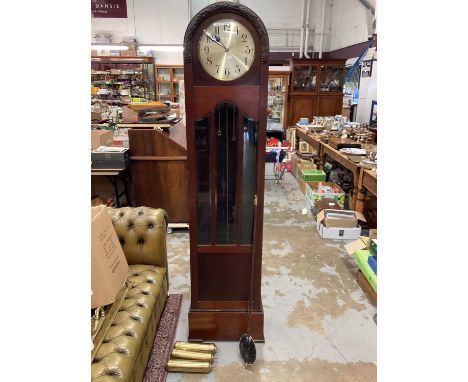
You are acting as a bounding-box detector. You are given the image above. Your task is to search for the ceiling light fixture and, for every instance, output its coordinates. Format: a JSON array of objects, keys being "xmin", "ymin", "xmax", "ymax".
[{"xmin": 138, "ymin": 45, "xmax": 183, "ymax": 52}]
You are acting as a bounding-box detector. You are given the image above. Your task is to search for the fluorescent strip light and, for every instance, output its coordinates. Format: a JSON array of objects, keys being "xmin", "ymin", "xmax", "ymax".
[
  {"xmin": 139, "ymin": 45, "xmax": 183, "ymax": 52},
  {"xmin": 92, "ymin": 45, "xmax": 129, "ymax": 51}
]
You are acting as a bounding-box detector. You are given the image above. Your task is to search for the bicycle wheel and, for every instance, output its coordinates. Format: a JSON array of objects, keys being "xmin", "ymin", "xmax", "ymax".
[{"xmin": 273, "ymin": 163, "xmax": 280, "ymax": 184}]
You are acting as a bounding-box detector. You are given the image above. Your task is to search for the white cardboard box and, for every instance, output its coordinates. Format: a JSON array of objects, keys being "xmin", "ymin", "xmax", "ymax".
[{"xmin": 316, "ymin": 209, "xmax": 366, "ymax": 240}]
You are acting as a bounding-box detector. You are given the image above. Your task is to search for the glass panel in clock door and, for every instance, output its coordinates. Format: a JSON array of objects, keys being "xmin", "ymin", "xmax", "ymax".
[
  {"xmin": 241, "ymin": 116, "xmax": 257, "ymax": 244},
  {"xmin": 215, "ymin": 102, "xmax": 238, "ymax": 244},
  {"xmin": 195, "ymin": 116, "xmax": 211, "ymax": 244}
]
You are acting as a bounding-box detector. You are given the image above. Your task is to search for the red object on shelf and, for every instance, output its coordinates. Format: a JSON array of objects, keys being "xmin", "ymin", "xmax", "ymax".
[{"xmin": 266, "ymin": 137, "xmax": 280, "ymax": 147}]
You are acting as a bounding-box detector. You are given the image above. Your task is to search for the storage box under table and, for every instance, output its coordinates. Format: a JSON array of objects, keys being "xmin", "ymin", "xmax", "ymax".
[
  {"xmin": 316, "ymin": 209, "xmax": 366, "ymax": 240},
  {"xmin": 305, "ymin": 181, "xmax": 345, "ymax": 208},
  {"xmin": 301, "ymin": 169, "xmax": 326, "ymax": 182}
]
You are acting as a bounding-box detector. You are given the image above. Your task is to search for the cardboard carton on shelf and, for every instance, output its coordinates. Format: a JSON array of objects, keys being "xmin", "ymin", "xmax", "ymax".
[
  {"xmin": 91, "ymin": 130, "xmax": 114, "ymax": 150},
  {"xmin": 91, "ymin": 205, "xmax": 129, "ymax": 308},
  {"xmin": 316, "ymin": 209, "xmax": 366, "ymax": 240}
]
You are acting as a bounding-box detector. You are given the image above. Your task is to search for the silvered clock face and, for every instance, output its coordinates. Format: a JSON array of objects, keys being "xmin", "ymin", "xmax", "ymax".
[{"xmin": 198, "ymin": 18, "xmax": 255, "ymax": 81}]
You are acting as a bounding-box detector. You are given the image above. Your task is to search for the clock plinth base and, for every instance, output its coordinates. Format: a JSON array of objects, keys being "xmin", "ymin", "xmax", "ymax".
[{"xmin": 188, "ymin": 306, "xmax": 265, "ymax": 342}]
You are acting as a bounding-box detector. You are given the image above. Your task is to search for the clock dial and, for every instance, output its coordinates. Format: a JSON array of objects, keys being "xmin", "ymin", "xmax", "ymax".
[{"xmin": 198, "ymin": 19, "xmax": 255, "ymax": 81}]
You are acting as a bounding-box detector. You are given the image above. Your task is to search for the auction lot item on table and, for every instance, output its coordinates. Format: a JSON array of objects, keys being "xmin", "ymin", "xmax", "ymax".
[
  {"xmin": 316, "ymin": 209, "xmax": 366, "ymax": 240},
  {"xmin": 91, "ymin": 205, "xmax": 128, "ymax": 308},
  {"xmin": 91, "ymin": 147, "xmax": 130, "ymax": 169},
  {"xmin": 328, "ymin": 138, "xmax": 362, "ymax": 150}
]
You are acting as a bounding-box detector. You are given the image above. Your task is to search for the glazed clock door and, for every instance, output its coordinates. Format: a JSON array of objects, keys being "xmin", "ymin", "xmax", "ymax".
[
  {"xmin": 194, "ymin": 104, "xmax": 259, "ymax": 301},
  {"xmin": 184, "ymin": 1, "xmax": 269, "ymax": 341}
]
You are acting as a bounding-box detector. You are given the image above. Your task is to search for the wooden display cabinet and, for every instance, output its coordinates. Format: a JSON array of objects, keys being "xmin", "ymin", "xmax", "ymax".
[
  {"xmin": 268, "ymin": 71, "xmax": 290, "ymax": 132},
  {"xmin": 155, "ymin": 65, "xmax": 184, "ymax": 103},
  {"xmin": 91, "ymin": 56, "xmax": 156, "ymax": 105},
  {"xmin": 287, "ymin": 59, "xmax": 346, "ymax": 126}
]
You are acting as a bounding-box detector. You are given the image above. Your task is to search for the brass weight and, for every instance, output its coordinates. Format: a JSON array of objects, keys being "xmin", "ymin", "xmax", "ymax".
[
  {"xmin": 166, "ymin": 359, "xmax": 212, "ymax": 373},
  {"xmin": 173, "ymin": 341, "xmax": 217, "ymax": 354},
  {"xmin": 171, "ymin": 349, "xmax": 214, "ymax": 362}
]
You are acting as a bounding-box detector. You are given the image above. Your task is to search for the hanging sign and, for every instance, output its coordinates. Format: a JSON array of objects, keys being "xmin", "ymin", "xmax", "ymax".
[
  {"xmin": 361, "ymin": 61, "xmax": 373, "ymax": 78},
  {"xmin": 92, "ymin": 0, "xmax": 127, "ymax": 18}
]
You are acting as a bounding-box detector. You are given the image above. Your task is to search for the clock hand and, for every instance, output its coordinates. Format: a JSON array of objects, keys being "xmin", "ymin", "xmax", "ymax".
[{"xmin": 203, "ymin": 30, "xmax": 229, "ymax": 52}]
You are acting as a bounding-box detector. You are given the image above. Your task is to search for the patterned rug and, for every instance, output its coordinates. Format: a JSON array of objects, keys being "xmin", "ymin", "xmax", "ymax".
[{"xmin": 143, "ymin": 294, "xmax": 183, "ymax": 382}]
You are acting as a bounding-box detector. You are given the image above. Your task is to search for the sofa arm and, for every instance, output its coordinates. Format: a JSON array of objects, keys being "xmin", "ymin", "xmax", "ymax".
[{"xmin": 108, "ymin": 207, "xmax": 168, "ymax": 270}]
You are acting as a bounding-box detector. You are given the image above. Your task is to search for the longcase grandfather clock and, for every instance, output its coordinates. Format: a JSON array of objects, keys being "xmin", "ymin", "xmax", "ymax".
[{"xmin": 183, "ymin": 1, "xmax": 269, "ymax": 341}]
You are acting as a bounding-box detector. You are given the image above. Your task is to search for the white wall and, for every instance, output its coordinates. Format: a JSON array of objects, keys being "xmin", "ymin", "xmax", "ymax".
[
  {"xmin": 91, "ymin": 0, "xmax": 374, "ymax": 63},
  {"xmin": 91, "ymin": 0, "xmax": 189, "ymax": 64},
  {"xmin": 356, "ymin": 59, "xmax": 377, "ymax": 124},
  {"xmin": 328, "ymin": 0, "xmax": 373, "ymax": 51}
]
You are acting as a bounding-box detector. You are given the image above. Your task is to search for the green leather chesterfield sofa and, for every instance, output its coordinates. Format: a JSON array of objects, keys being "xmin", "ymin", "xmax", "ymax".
[{"xmin": 92, "ymin": 207, "xmax": 169, "ymax": 382}]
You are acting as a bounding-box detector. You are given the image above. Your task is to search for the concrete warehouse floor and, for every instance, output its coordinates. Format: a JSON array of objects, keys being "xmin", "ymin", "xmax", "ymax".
[{"xmin": 166, "ymin": 165, "xmax": 377, "ymax": 382}]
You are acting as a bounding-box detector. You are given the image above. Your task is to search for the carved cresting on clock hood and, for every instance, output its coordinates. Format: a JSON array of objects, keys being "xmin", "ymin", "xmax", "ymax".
[{"xmin": 183, "ymin": 1, "xmax": 269, "ymax": 65}]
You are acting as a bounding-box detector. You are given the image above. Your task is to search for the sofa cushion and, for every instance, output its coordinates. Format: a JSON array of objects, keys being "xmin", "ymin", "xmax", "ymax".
[
  {"xmin": 108, "ymin": 207, "xmax": 168, "ymax": 268},
  {"xmin": 92, "ymin": 265, "xmax": 166, "ymax": 381}
]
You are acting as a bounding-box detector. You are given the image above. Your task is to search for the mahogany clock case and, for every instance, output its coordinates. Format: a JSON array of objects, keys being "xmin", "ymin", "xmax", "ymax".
[{"xmin": 183, "ymin": 2, "xmax": 269, "ymax": 341}]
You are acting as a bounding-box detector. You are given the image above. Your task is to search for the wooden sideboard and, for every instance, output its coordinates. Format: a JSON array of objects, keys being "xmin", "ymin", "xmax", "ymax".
[{"xmin": 128, "ymin": 123, "xmax": 189, "ymax": 223}]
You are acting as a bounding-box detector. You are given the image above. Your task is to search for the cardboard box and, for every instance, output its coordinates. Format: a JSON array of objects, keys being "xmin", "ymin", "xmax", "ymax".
[
  {"xmin": 122, "ymin": 106, "xmax": 139, "ymax": 119},
  {"xmin": 312, "ymin": 198, "xmax": 343, "ymax": 217},
  {"xmin": 299, "ymin": 178, "xmax": 306, "ymax": 194},
  {"xmin": 305, "ymin": 181, "xmax": 345, "ymax": 208},
  {"xmin": 291, "ymin": 153, "xmax": 298, "ymax": 179},
  {"xmin": 301, "ymin": 169, "xmax": 326, "ymax": 182},
  {"xmin": 91, "ymin": 206, "xmax": 129, "ymax": 308},
  {"xmin": 299, "ymin": 160, "xmax": 316, "ymax": 170},
  {"xmin": 316, "ymin": 209, "xmax": 366, "ymax": 240},
  {"xmin": 91, "ymin": 111, "xmax": 103, "ymax": 121},
  {"xmin": 357, "ymin": 269, "xmax": 377, "ymax": 304},
  {"xmin": 345, "ymin": 236, "xmax": 370, "ymax": 256},
  {"xmin": 91, "ymin": 130, "xmax": 114, "ymax": 150},
  {"xmin": 120, "ymin": 46, "xmax": 138, "ymax": 57}
]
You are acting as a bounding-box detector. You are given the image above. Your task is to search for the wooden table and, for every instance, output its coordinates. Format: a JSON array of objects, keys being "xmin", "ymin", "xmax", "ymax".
[
  {"xmin": 320, "ymin": 143, "xmax": 364, "ymax": 211},
  {"xmin": 294, "ymin": 128, "xmax": 377, "ymax": 213},
  {"xmin": 356, "ymin": 168, "xmax": 377, "ymax": 214},
  {"xmin": 91, "ymin": 167, "xmax": 130, "ymax": 208}
]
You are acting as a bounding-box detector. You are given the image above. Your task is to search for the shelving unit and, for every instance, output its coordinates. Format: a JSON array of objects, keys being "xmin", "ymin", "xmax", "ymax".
[
  {"xmin": 287, "ymin": 59, "xmax": 346, "ymax": 126},
  {"xmin": 91, "ymin": 56, "xmax": 156, "ymax": 105},
  {"xmin": 155, "ymin": 65, "xmax": 184, "ymax": 103},
  {"xmin": 268, "ymin": 71, "xmax": 290, "ymax": 132}
]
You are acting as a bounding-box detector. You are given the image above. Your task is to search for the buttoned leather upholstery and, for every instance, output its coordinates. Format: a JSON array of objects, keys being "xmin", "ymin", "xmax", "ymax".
[{"xmin": 92, "ymin": 207, "xmax": 169, "ymax": 382}]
